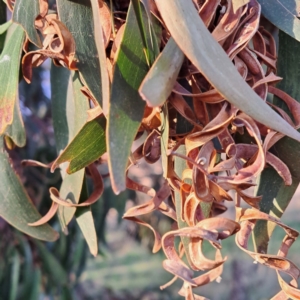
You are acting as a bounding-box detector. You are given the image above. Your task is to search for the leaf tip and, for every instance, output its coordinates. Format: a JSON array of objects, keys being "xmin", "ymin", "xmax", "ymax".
[
  {"xmin": 110, "ymin": 179, "xmax": 125, "ymax": 195},
  {"xmin": 139, "ymin": 88, "xmax": 164, "ymax": 108},
  {"xmin": 91, "ymin": 249, "xmax": 98, "ymax": 257}
]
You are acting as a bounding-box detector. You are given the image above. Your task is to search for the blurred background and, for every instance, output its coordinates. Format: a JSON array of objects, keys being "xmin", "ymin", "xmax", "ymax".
[{"xmin": 1, "ymin": 55, "xmax": 300, "ymax": 300}]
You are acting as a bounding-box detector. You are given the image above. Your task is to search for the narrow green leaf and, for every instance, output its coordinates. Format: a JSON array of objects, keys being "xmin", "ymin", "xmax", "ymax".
[
  {"xmin": 54, "ymin": 233, "xmax": 67, "ymax": 264},
  {"xmin": 12, "ymin": 0, "xmax": 42, "ymax": 47},
  {"xmin": 57, "ymin": 0, "xmax": 103, "ymax": 107},
  {"xmin": 90, "ymin": 0, "xmax": 110, "ymax": 114},
  {"xmin": 155, "ymin": 0, "xmax": 300, "ymax": 142},
  {"xmin": 140, "ymin": 0, "xmax": 161, "ymax": 59},
  {"xmin": 16, "ymin": 235, "xmax": 34, "ymax": 297},
  {"xmin": 56, "ymin": 181, "xmax": 79, "ymax": 230},
  {"xmin": 270, "ymin": 31, "xmax": 300, "ymax": 179},
  {"xmin": 0, "ymin": 143, "xmax": 59, "ymax": 241},
  {"xmin": 34, "ymin": 241, "xmax": 68, "ymax": 286},
  {"xmin": 0, "ymin": 23, "xmax": 24, "ymax": 134},
  {"xmin": 253, "ymin": 31, "xmax": 300, "ymax": 252},
  {"xmin": 75, "ymin": 254, "xmax": 89, "ymax": 282},
  {"xmin": 76, "ymin": 207, "xmax": 98, "ymax": 256},
  {"xmin": 69, "ymin": 236, "xmax": 87, "ymax": 278},
  {"xmin": 268, "ymin": 31, "xmax": 300, "ymax": 178},
  {"xmin": 1, "ymin": 22, "xmax": 24, "ymax": 148},
  {"xmin": 4, "ymin": 93, "xmax": 26, "ymax": 148},
  {"xmin": 75, "ymin": 178, "xmax": 98, "ymax": 257},
  {"xmin": 9, "ymin": 251, "xmax": 20, "ymax": 300},
  {"xmin": 0, "ymin": 20, "xmax": 11, "ymax": 35},
  {"xmin": 174, "ymin": 145, "xmax": 193, "ymax": 266},
  {"xmin": 51, "ymin": 65, "xmax": 73, "ymax": 154},
  {"xmin": 132, "ymin": 0, "xmax": 151, "ymax": 64},
  {"xmin": 108, "ymin": 3, "xmax": 157, "ymax": 193},
  {"xmin": 139, "ymin": 37, "xmax": 184, "ymax": 107},
  {"xmin": 51, "ymin": 65, "xmax": 88, "ymax": 229},
  {"xmin": 28, "ymin": 268, "xmax": 41, "ymax": 300},
  {"xmin": 253, "ymin": 168, "xmax": 299, "ymax": 252},
  {"xmin": 52, "ymin": 117, "xmax": 106, "ymax": 174},
  {"xmin": 61, "ymin": 286, "xmax": 73, "ymax": 300},
  {"xmin": 257, "ymin": 0, "xmax": 300, "ymax": 42}
]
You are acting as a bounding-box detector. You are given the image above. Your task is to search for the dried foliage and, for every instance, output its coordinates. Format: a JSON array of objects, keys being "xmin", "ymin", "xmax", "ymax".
[{"xmin": 1, "ymin": 0, "xmax": 300, "ymax": 299}]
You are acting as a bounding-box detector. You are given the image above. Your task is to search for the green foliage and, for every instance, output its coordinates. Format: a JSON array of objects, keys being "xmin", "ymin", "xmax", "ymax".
[
  {"xmin": 12, "ymin": 0, "xmax": 43, "ymax": 47},
  {"xmin": 52, "ymin": 117, "xmax": 106, "ymax": 174},
  {"xmin": 139, "ymin": 37, "xmax": 184, "ymax": 107},
  {"xmin": 0, "ymin": 23, "xmax": 24, "ymax": 134},
  {"xmin": 108, "ymin": 2, "xmax": 159, "ymax": 193},
  {"xmin": 2, "ymin": 0, "xmax": 300, "ymax": 299},
  {"xmin": 253, "ymin": 30, "xmax": 300, "ymax": 252},
  {"xmin": 257, "ymin": 0, "xmax": 300, "ymax": 41},
  {"xmin": 155, "ymin": 0, "xmax": 300, "ymax": 141},
  {"xmin": 0, "ymin": 140, "xmax": 58, "ymax": 241},
  {"xmin": 56, "ymin": 0, "xmax": 104, "ymax": 106}
]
